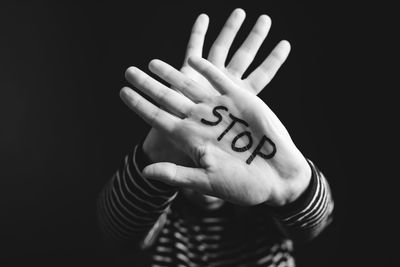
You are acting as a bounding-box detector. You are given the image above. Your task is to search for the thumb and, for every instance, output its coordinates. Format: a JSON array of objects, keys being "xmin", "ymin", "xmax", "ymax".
[{"xmin": 142, "ymin": 162, "xmax": 210, "ymax": 193}]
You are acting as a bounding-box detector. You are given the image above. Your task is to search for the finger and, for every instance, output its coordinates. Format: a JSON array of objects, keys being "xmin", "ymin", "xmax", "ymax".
[
  {"xmin": 149, "ymin": 59, "xmax": 210, "ymax": 103},
  {"xmin": 183, "ymin": 14, "xmax": 210, "ymax": 66},
  {"xmin": 120, "ymin": 87, "xmax": 179, "ymax": 133},
  {"xmin": 125, "ymin": 66, "xmax": 193, "ymax": 117},
  {"xmin": 188, "ymin": 56, "xmax": 236, "ymax": 95},
  {"xmin": 207, "ymin": 8, "xmax": 246, "ymax": 67},
  {"xmin": 246, "ymin": 40, "xmax": 291, "ymax": 94},
  {"xmin": 227, "ymin": 15, "xmax": 272, "ymax": 77},
  {"xmin": 143, "ymin": 162, "xmax": 211, "ymax": 193}
]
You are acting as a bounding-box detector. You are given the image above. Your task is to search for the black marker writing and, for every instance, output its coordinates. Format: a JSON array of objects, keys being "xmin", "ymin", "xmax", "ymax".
[
  {"xmin": 246, "ymin": 135, "xmax": 276, "ymax": 164},
  {"xmin": 200, "ymin": 105, "xmax": 228, "ymax": 126},
  {"xmin": 231, "ymin": 131, "xmax": 253, "ymax": 152},
  {"xmin": 218, "ymin": 114, "xmax": 248, "ymax": 141},
  {"xmin": 200, "ymin": 105, "xmax": 277, "ymax": 165}
]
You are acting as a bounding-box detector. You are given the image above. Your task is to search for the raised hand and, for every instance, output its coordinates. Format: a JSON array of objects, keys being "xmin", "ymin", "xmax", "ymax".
[
  {"xmin": 182, "ymin": 8, "xmax": 291, "ymax": 94},
  {"xmin": 141, "ymin": 8, "xmax": 291, "ymax": 166},
  {"xmin": 120, "ymin": 57, "xmax": 311, "ymax": 207}
]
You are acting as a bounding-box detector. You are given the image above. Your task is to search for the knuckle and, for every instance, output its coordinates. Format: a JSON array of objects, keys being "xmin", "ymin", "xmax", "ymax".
[
  {"xmin": 191, "ymin": 28, "xmax": 203, "ymax": 37},
  {"xmin": 150, "ymin": 107, "xmax": 161, "ymax": 124},
  {"xmin": 225, "ymin": 20, "xmax": 237, "ymax": 31},
  {"xmin": 270, "ymin": 50, "xmax": 284, "ymax": 63},
  {"xmin": 213, "ymin": 73, "xmax": 224, "ymax": 84},
  {"xmin": 182, "ymin": 78, "xmax": 194, "ymax": 89},
  {"xmin": 132, "ymin": 95, "xmax": 142, "ymax": 110},
  {"xmin": 156, "ymin": 88, "xmax": 169, "ymax": 103},
  {"xmin": 159, "ymin": 66, "xmax": 173, "ymax": 81},
  {"xmin": 139, "ymin": 76, "xmax": 150, "ymax": 89},
  {"xmin": 252, "ymin": 25, "xmax": 267, "ymax": 38}
]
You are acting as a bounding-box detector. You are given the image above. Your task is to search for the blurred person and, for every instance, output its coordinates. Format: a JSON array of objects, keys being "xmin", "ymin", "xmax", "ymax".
[{"xmin": 97, "ymin": 8, "xmax": 334, "ymax": 267}]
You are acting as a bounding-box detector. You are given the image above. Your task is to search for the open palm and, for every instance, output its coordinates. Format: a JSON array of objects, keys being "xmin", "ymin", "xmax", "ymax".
[
  {"xmin": 121, "ymin": 56, "xmax": 310, "ymax": 206},
  {"xmin": 142, "ymin": 9, "xmax": 291, "ymax": 167}
]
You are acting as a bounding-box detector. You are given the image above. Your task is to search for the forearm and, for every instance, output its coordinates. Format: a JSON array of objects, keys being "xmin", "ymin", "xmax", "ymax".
[
  {"xmin": 97, "ymin": 142, "xmax": 178, "ymax": 247},
  {"xmin": 270, "ymin": 160, "xmax": 334, "ymax": 243}
]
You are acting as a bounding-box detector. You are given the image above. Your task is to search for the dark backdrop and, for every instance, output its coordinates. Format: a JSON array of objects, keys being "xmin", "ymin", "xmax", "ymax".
[{"xmin": 0, "ymin": 1, "xmax": 396, "ymax": 266}]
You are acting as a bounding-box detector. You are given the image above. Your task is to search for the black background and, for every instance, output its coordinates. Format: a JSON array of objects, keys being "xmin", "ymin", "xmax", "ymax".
[{"xmin": 0, "ymin": 1, "xmax": 396, "ymax": 266}]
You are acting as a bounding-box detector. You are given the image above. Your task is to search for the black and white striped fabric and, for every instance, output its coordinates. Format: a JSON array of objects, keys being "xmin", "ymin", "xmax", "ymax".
[{"xmin": 97, "ymin": 144, "xmax": 334, "ymax": 267}]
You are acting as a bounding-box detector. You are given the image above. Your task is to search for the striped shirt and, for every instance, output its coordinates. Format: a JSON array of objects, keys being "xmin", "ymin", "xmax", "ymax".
[{"xmin": 97, "ymin": 143, "xmax": 334, "ymax": 266}]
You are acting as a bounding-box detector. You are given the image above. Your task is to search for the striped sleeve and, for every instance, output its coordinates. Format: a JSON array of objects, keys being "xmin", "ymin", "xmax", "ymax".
[
  {"xmin": 97, "ymin": 143, "xmax": 178, "ymax": 245},
  {"xmin": 270, "ymin": 159, "xmax": 334, "ymax": 243}
]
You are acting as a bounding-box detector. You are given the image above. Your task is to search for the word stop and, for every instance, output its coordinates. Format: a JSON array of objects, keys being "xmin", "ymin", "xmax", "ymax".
[{"xmin": 200, "ymin": 105, "xmax": 276, "ymax": 165}]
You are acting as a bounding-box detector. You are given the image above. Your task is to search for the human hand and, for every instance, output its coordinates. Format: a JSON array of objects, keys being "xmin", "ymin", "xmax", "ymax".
[
  {"xmin": 141, "ymin": 8, "xmax": 291, "ymax": 166},
  {"xmin": 120, "ymin": 56, "xmax": 310, "ymax": 207}
]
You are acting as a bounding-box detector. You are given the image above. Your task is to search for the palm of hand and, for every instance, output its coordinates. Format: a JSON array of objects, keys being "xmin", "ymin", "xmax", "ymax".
[
  {"xmin": 165, "ymin": 78, "xmax": 302, "ymax": 205},
  {"xmin": 144, "ymin": 64, "xmax": 265, "ymax": 168},
  {"xmin": 143, "ymin": 9, "xmax": 290, "ymax": 167},
  {"xmin": 123, "ymin": 10, "xmax": 311, "ymax": 206},
  {"xmin": 122, "ymin": 56, "xmax": 309, "ymax": 206}
]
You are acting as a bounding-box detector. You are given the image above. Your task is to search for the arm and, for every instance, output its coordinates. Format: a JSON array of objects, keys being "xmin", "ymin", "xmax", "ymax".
[
  {"xmin": 270, "ymin": 159, "xmax": 334, "ymax": 243},
  {"xmin": 172, "ymin": 8, "xmax": 334, "ymax": 242},
  {"xmin": 99, "ymin": 8, "xmax": 332, "ymax": 250},
  {"xmin": 142, "ymin": 8, "xmax": 291, "ymax": 168},
  {"xmin": 121, "ymin": 56, "xmax": 334, "ymax": 244},
  {"xmin": 97, "ymin": 142, "xmax": 177, "ymax": 248}
]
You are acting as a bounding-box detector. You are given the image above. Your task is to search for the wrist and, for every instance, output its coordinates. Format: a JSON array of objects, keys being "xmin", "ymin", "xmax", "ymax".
[
  {"xmin": 266, "ymin": 159, "xmax": 320, "ymax": 220},
  {"xmin": 285, "ymin": 159, "xmax": 312, "ymax": 205},
  {"xmin": 266, "ymin": 157, "xmax": 312, "ymax": 207}
]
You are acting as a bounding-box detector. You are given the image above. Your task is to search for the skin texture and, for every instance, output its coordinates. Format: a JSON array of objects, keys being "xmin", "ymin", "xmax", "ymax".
[
  {"xmin": 121, "ymin": 9, "xmax": 311, "ymax": 207},
  {"xmin": 199, "ymin": 104, "xmax": 277, "ymax": 164},
  {"xmin": 142, "ymin": 9, "xmax": 290, "ymax": 166}
]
